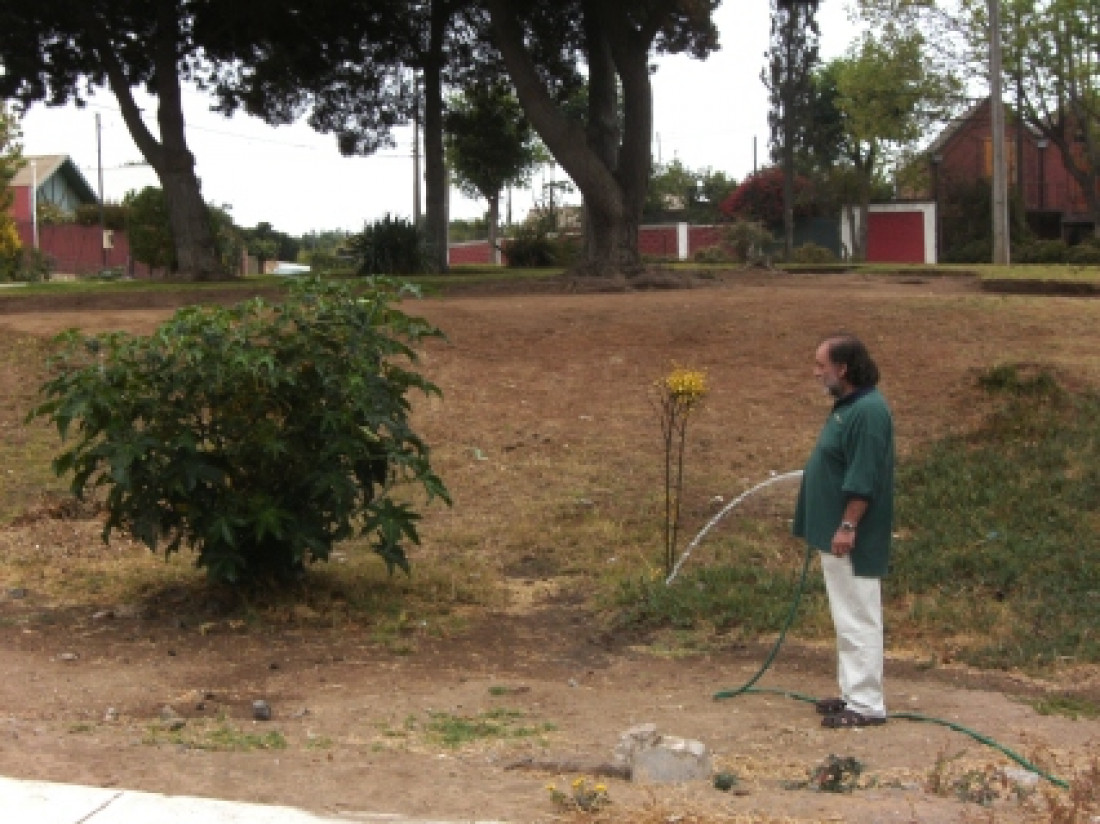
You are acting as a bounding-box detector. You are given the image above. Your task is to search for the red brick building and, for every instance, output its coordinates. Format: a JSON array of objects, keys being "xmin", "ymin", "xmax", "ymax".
[
  {"xmin": 923, "ymin": 98, "xmax": 1096, "ymax": 245},
  {"xmin": 7, "ymin": 154, "xmax": 138, "ymax": 275}
]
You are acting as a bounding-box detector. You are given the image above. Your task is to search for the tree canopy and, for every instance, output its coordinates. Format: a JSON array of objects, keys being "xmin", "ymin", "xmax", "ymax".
[
  {"xmin": 0, "ymin": 0, "xmax": 410, "ymax": 280},
  {"xmin": 484, "ymin": 0, "xmax": 720, "ymax": 275},
  {"xmin": 817, "ymin": 17, "xmax": 959, "ymax": 259},
  {"xmin": 644, "ymin": 160, "xmax": 737, "ymax": 223},
  {"xmin": 445, "ymin": 79, "xmax": 543, "ymax": 263},
  {"xmin": 764, "ymin": 0, "xmax": 820, "ymax": 257},
  {"xmin": 996, "ymin": 0, "xmax": 1100, "ymax": 237},
  {"xmin": 1, "ymin": 107, "xmax": 23, "ymax": 278}
]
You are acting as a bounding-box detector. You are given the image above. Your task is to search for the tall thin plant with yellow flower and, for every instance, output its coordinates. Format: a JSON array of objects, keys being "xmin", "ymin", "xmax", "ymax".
[{"xmin": 654, "ymin": 366, "xmax": 708, "ymax": 577}]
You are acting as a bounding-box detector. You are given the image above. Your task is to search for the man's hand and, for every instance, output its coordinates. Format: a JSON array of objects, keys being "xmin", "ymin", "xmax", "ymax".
[{"xmin": 831, "ymin": 526, "xmax": 856, "ymax": 557}]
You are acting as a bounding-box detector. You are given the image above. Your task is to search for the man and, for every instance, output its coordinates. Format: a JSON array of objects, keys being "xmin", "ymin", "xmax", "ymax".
[{"xmin": 793, "ymin": 334, "xmax": 895, "ymax": 728}]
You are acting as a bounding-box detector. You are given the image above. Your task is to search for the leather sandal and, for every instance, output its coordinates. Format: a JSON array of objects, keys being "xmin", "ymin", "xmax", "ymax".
[
  {"xmin": 821, "ymin": 709, "xmax": 887, "ymax": 728},
  {"xmin": 814, "ymin": 697, "xmax": 846, "ymax": 715}
]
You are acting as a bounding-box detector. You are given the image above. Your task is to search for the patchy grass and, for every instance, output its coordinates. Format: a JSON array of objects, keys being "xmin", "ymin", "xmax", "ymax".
[
  {"xmin": 1024, "ymin": 695, "xmax": 1100, "ymax": 720},
  {"xmin": 607, "ymin": 364, "xmax": 1100, "ymax": 672},
  {"xmin": 892, "ymin": 364, "xmax": 1100, "ymax": 670},
  {"xmin": 424, "ymin": 707, "xmax": 556, "ymax": 749},
  {"xmin": 0, "ymin": 332, "xmax": 69, "ymax": 522},
  {"xmin": 144, "ymin": 719, "xmax": 288, "ymax": 752}
]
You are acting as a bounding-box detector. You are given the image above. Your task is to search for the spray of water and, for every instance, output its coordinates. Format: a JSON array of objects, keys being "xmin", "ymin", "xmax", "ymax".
[{"xmin": 664, "ymin": 469, "xmax": 804, "ymax": 585}]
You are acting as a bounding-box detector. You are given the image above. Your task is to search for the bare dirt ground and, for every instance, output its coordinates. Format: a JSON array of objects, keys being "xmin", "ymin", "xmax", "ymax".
[{"xmin": 1, "ymin": 271, "xmax": 1099, "ymax": 823}]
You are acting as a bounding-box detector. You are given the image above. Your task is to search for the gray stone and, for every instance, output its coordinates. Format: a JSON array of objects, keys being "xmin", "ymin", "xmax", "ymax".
[
  {"xmin": 252, "ymin": 700, "xmax": 272, "ymax": 721},
  {"xmin": 631, "ymin": 735, "xmax": 712, "ymax": 784},
  {"xmin": 612, "ymin": 723, "xmax": 660, "ymax": 769},
  {"xmin": 612, "ymin": 723, "xmax": 711, "ymax": 784},
  {"xmin": 158, "ymin": 705, "xmax": 185, "ymax": 731}
]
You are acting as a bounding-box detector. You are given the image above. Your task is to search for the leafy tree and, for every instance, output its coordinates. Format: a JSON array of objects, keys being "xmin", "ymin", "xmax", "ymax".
[
  {"xmin": 445, "ymin": 80, "xmax": 542, "ymax": 264},
  {"xmin": 697, "ymin": 168, "xmax": 740, "ymax": 221},
  {"xmin": 298, "ymin": 229, "xmax": 355, "ymax": 272},
  {"xmin": 764, "ymin": 0, "xmax": 821, "ymax": 258},
  {"xmin": 643, "ymin": 160, "xmax": 737, "ymax": 224},
  {"xmin": 209, "ymin": 204, "xmax": 245, "ymax": 275},
  {"xmin": 0, "ymin": 107, "xmax": 23, "ymax": 280},
  {"xmin": 824, "ymin": 23, "xmax": 959, "ymax": 259},
  {"xmin": 31, "ymin": 279, "xmax": 450, "ymax": 586},
  {"xmin": 125, "ymin": 187, "xmax": 176, "ymax": 272},
  {"xmin": 484, "ymin": 0, "xmax": 720, "ymax": 276},
  {"xmin": 719, "ymin": 166, "xmax": 814, "ymax": 228},
  {"xmin": 0, "ymin": 1, "xmax": 412, "ymax": 280},
  {"xmin": 992, "ymin": 0, "xmax": 1100, "ymax": 238},
  {"xmin": 0, "ymin": 1, "xmax": 220, "ymax": 278},
  {"xmin": 243, "ymin": 222, "xmax": 298, "ymax": 272}
]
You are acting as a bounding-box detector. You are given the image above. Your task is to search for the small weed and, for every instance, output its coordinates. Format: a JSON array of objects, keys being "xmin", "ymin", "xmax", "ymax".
[
  {"xmin": 304, "ymin": 733, "xmax": 333, "ymax": 750},
  {"xmin": 67, "ymin": 722, "xmax": 95, "ymax": 734},
  {"xmin": 546, "ymin": 777, "xmax": 610, "ymax": 813},
  {"xmin": 951, "ymin": 766, "xmax": 1000, "ymax": 806},
  {"xmin": 805, "ymin": 754, "xmax": 864, "ymax": 793},
  {"xmin": 926, "ymin": 747, "xmax": 1035, "ymax": 808}
]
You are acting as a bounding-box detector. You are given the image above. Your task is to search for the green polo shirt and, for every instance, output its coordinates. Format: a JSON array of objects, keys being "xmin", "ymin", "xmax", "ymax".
[{"xmin": 792, "ymin": 387, "xmax": 895, "ymax": 577}]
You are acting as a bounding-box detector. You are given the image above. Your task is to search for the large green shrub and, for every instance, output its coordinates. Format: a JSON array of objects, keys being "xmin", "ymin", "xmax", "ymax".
[
  {"xmin": 1066, "ymin": 239, "xmax": 1100, "ymax": 265},
  {"xmin": 504, "ymin": 224, "xmax": 559, "ymax": 267},
  {"xmin": 791, "ymin": 242, "xmax": 837, "ymax": 264},
  {"xmin": 724, "ymin": 219, "xmax": 774, "ymax": 264},
  {"xmin": 30, "ymin": 278, "xmax": 450, "ymax": 586},
  {"xmin": 348, "ymin": 215, "xmax": 434, "ymax": 275},
  {"xmin": 1014, "ymin": 239, "xmax": 1068, "ymax": 264},
  {"xmin": 125, "ymin": 186, "xmax": 177, "ymax": 271}
]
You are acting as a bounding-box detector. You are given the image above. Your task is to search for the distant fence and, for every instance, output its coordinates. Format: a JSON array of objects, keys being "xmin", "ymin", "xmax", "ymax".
[
  {"xmin": 14, "ymin": 220, "xmax": 153, "ymax": 277},
  {"xmin": 448, "ymin": 223, "xmax": 731, "ymax": 267}
]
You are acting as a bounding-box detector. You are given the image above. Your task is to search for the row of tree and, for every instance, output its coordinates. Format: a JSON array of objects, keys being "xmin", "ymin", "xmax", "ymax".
[
  {"xmin": 5, "ymin": 1, "xmax": 1096, "ymax": 275},
  {"xmin": 760, "ymin": 0, "xmax": 1100, "ymax": 259},
  {"xmin": 0, "ymin": 0, "xmax": 721, "ymax": 280}
]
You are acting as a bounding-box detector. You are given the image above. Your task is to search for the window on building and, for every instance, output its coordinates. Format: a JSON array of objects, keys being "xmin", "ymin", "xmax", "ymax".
[{"xmin": 982, "ymin": 137, "xmax": 1017, "ymax": 181}]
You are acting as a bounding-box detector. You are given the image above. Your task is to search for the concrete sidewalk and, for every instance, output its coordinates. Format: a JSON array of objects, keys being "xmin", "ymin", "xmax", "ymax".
[{"xmin": 0, "ymin": 776, "xmax": 505, "ymax": 824}]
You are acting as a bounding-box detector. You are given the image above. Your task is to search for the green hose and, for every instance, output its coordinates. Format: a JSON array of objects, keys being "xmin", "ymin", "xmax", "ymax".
[{"xmin": 712, "ymin": 543, "xmax": 1070, "ymax": 790}]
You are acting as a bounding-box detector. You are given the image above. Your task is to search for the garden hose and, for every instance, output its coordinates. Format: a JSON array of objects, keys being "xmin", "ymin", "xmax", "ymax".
[{"xmin": 704, "ymin": 522, "xmax": 1071, "ymax": 790}]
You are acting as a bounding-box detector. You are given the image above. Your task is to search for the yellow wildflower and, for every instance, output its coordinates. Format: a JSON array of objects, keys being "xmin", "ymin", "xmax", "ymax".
[{"xmin": 663, "ymin": 367, "xmax": 707, "ymax": 404}]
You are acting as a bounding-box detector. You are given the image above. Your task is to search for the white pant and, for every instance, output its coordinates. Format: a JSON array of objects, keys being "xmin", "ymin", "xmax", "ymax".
[{"xmin": 820, "ymin": 552, "xmax": 886, "ymax": 718}]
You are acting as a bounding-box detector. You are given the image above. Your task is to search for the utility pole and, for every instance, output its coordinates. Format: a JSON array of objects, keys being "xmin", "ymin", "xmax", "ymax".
[
  {"xmin": 412, "ymin": 73, "xmax": 422, "ymax": 228},
  {"xmin": 989, "ymin": 0, "xmax": 1010, "ymax": 264},
  {"xmin": 96, "ymin": 113, "xmax": 107, "ymax": 267}
]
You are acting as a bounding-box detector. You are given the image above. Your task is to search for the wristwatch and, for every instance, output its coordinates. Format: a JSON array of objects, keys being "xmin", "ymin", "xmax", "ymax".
[{"xmin": 839, "ymin": 521, "xmax": 857, "ymax": 532}]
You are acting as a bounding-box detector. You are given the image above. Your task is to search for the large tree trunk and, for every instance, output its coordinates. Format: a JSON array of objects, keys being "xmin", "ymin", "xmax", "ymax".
[
  {"xmin": 486, "ymin": 0, "xmax": 658, "ymax": 277},
  {"xmin": 95, "ymin": 8, "xmax": 223, "ymax": 280}
]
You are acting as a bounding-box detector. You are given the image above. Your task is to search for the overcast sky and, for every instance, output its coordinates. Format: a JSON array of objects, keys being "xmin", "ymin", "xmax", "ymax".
[{"xmin": 15, "ymin": 2, "xmax": 861, "ymax": 237}]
